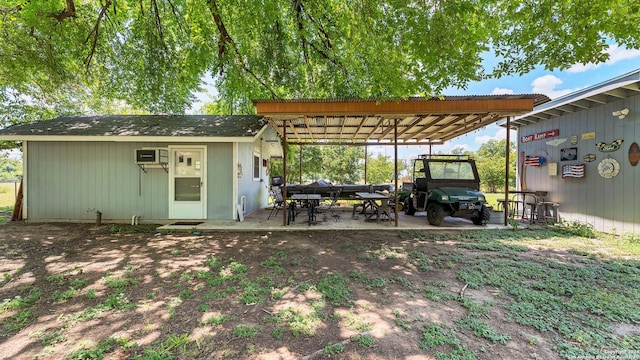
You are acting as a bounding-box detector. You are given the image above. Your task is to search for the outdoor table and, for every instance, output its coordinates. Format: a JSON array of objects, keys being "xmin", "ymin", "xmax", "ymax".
[
  {"xmin": 534, "ymin": 201, "xmax": 560, "ymax": 224},
  {"xmin": 289, "ymin": 194, "xmax": 322, "ymax": 225},
  {"xmin": 355, "ymin": 192, "xmax": 392, "ymax": 222}
]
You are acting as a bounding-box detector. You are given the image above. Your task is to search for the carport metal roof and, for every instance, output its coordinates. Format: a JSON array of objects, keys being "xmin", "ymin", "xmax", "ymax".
[
  {"xmin": 254, "ymin": 95, "xmax": 550, "ymax": 227},
  {"xmin": 254, "ymin": 95, "xmax": 549, "ymax": 145}
]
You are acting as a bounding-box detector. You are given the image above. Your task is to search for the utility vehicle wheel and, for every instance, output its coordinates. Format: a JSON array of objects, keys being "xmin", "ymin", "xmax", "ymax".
[
  {"xmin": 426, "ymin": 203, "xmax": 445, "ymax": 226},
  {"xmin": 472, "ymin": 205, "xmax": 491, "ymax": 225},
  {"xmin": 404, "ymin": 198, "xmax": 416, "ymax": 216}
]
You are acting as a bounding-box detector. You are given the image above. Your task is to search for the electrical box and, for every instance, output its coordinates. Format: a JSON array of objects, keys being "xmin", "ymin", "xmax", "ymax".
[{"xmin": 135, "ymin": 149, "xmax": 168, "ymax": 165}]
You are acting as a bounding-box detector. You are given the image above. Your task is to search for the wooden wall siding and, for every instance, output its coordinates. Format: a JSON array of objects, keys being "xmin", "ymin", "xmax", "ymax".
[
  {"xmin": 518, "ymin": 94, "xmax": 639, "ymax": 233},
  {"xmin": 27, "ymin": 141, "xmax": 169, "ymax": 221},
  {"xmin": 206, "ymin": 143, "xmax": 234, "ymax": 220}
]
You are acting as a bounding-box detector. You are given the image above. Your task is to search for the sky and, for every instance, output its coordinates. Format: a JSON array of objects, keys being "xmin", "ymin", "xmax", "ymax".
[{"xmin": 395, "ymin": 45, "xmax": 640, "ymax": 160}]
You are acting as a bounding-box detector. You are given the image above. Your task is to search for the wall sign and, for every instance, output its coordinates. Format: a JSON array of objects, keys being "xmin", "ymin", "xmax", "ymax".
[
  {"xmin": 597, "ymin": 158, "xmax": 620, "ymax": 178},
  {"xmin": 629, "ymin": 142, "xmax": 640, "ymax": 167},
  {"xmin": 596, "ymin": 139, "xmax": 623, "ymax": 152},
  {"xmin": 546, "ymin": 138, "xmax": 567, "ymax": 147},
  {"xmin": 571, "ymin": 135, "xmax": 578, "ymax": 145},
  {"xmin": 521, "ymin": 129, "xmax": 559, "ymax": 143},
  {"xmin": 560, "ymin": 147, "xmax": 578, "ymax": 161},
  {"xmin": 562, "ymin": 164, "xmax": 585, "ymax": 179},
  {"xmin": 525, "ymin": 156, "xmax": 546, "ymax": 166}
]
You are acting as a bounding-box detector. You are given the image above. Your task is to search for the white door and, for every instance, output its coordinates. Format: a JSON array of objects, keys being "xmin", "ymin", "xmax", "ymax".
[{"xmin": 169, "ymin": 146, "xmax": 206, "ymax": 219}]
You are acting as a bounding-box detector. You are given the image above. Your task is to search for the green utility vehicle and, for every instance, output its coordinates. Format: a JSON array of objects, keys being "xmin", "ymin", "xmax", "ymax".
[{"xmin": 403, "ymin": 154, "xmax": 490, "ymax": 226}]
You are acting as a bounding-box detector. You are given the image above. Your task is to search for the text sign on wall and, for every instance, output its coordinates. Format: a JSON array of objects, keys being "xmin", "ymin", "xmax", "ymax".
[{"xmin": 521, "ymin": 129, "xmax": 559, "ymax": 143}]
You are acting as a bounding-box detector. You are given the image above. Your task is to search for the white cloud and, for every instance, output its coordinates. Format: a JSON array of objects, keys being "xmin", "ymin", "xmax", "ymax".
[
  {"xmin": 568, "ymin": 45, "xmax": 640, "ymax": 73},
  {"xmin": 475, "ymin": 128, "xmax": 517, "ymax": 144},
  {"xmin": 531, "ymin": 75, "xmax": 573, "ymax": 99},
  {"xmin": 491, "ymin": 88, "xmax": 514, "ymax": 95}
]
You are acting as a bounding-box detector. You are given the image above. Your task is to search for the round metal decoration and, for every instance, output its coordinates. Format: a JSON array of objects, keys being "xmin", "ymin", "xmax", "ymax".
[{"xmin": 597, "ymin": 158, "xmax": 620, "ymax": 179}]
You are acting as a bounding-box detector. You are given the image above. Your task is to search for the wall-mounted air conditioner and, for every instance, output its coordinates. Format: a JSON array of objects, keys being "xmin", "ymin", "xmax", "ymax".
[{"xmin": 135, "ymin": 148, "xmax": 168, "ymax": 165}]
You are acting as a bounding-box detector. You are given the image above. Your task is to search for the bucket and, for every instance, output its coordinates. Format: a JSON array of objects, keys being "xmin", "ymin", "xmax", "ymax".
[{"xmin": 488, "ymin": 211, "xmax": 504, "ymax": 224}]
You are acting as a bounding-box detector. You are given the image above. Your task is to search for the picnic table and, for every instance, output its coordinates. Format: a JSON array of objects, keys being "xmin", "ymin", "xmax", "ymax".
[
  {"xmin": 289, "ymin": 193, "xmax": 322, "ymax": 226},
  {"xmin": 355, "ymin": 192, "xmax": 393, "ymax": 222}
]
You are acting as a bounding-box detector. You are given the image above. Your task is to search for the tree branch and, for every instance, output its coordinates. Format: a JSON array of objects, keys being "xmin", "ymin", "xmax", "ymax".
[
  {"xmin": 206, "ymin": 0, "xmax": 278, "ymax": 98},
  {"xmin": 83, "ymin": 0, "xmax": 112, "ymax": 71},
  {"xmin": 151, "ymin": 0, "xmax": 165, "ymax": 43},
  {"xmin": 47, "ymin": 0, "xmax": 77, "ymax": 22},
  {"xmin": 0, "ymin": 2, "xmax": 26, "ymax": 15},
  {"xmin": 293, "ymin": 0, "xmax": 309, "ymax": 64}
]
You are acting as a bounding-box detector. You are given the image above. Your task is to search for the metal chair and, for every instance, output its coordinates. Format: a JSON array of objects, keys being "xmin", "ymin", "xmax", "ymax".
[
  {"xmin": 267, "ymin": 187, "xmax": 285, "ymax": 220},
  {"xmin": 318, "ymin": 190, "xmax": 341, "ymax": 221}
]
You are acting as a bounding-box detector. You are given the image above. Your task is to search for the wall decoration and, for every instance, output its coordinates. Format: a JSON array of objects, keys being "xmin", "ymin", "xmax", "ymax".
[
  {"xmin": 597, "ymin": 158, "xmax": 620, "ymax": 179},
  {"xmin": 582, "ymin": 132, "xmax": 596, "ymax": 140},
  {"xmin": 596, "ymin": 139, "xmax": 623, "ymax": 152},
  {"xmin": 583, "ymin": 154, "xmax": 596, "ymax": 162},
  {"xmin": 548, "ymin": 162, "xmax": 558, "ymax": 176},
  {"xmin": 562, "ymin": 164, "xmax": 585, "ymax": 178},
  {"xmin": 525, "ymin": 155, "xmax": 546, "ymax": 166},
  {"xmin": 629, "ymin": 142, "xmax": 640, "ymax": 167},
  {"xmin": 571, "ymin": 135, "xmax": 578, "ymax": 145},
  {"xmin": 560, "ymin": 147, "xmax": 578, "ymax": 161},
  {"xmin": 521, "ymin": 129, "xmax": 559, "ymax": 143},
  {"xmin": 546, "ymin": 138, "xmax": 567, "ymax": 146}
]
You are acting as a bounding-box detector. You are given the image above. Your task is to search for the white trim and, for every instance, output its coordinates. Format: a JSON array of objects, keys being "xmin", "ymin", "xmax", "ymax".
[
  {"xmin": 0, "ymin": 135, "xmax": 258, "ymax": 143},
  {"xmin": 22, "ymin": 141, "xmax": 27, "ymax": 220},
  {"xmin": 232, "ymin": 143, "xmax": 239, "ymax": 220},
  {"xmin": 252, "ymin": 152, "xmax": 261, "ymax": 181},
  {"xmin": 168, "ymin": 145, "xmax": 207, "ymax": 219}
]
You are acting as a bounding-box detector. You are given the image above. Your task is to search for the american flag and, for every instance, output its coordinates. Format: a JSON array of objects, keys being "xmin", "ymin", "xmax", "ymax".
[
  {"xmin": 525, "ymin": 156, "xmax": 545, "ymax": 166},
  {"xmin": 562, "ymin": 164, "xmax": 585, "ymax": 178}
]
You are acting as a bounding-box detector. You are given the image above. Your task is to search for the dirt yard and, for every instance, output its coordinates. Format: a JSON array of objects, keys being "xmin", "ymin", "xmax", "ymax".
[{"xmin": 1, "ymin": 222, "xmax": 639, "ymax": 360}]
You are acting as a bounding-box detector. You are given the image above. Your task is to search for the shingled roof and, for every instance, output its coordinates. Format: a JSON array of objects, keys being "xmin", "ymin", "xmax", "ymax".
[{"xmin": 0, "ymin": 115, "xmax": 268, "ymax": 140}]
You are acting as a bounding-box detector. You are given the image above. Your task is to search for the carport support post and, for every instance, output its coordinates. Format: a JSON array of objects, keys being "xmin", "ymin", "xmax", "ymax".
[
  {"xmin": 364, "ymin": 145, "xmax": 368, "ymax": 183},
  {"xmin": 394, "ymin": 118, "xmax": 399, "ymax": 227},
  {"xmin": 504, "ymin": 116, "xmax": 511, "ymax": 226},
  {"xmin": 283, "ymin": 119, "xmax": 288, "ymax": 226}
]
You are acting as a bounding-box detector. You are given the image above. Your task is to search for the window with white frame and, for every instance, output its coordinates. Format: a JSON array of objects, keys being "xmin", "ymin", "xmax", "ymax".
[{"xmin": 253, "ymin": 154, "xmax": 260, "ymax": 180}]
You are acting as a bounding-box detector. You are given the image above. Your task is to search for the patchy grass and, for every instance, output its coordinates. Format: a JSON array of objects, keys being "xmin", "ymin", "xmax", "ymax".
[{"xmin": 0, "ymin": 223, "xmax": 639, "ymax": 359}]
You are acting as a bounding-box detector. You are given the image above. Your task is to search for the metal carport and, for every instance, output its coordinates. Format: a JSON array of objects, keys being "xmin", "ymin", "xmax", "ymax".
[{"xmin": 254, "ymin": 96, "xmax": 550, "ymax": 226}]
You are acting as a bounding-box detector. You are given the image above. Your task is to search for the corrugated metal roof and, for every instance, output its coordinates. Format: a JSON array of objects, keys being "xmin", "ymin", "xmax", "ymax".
[
  {"xmin": 254, "ymin": 95, "xmax": 549, "ymax": 145},
  {"xmin": 0, "ymin": 115, "xmax": 267, "ymax": 138},
  {"xmin": 506, "ymin": 69, "xmax": 640, "ymax": 128},
  {"xmin": 254, "ymin": 94, "xmax": 549, "ymax": 106}
]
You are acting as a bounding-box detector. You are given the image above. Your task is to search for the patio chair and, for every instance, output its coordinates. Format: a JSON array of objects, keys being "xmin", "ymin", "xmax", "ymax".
[
  {"xmin": 267, "ymin": 187, "xmax": 285, "ymax": 220},
  {"xmin": 317, "ymin": 189, "xmax": 341, "ymax": 221}
]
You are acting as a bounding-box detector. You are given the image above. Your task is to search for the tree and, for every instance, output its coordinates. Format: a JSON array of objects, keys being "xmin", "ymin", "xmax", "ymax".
[
  {"xmin": 475, "ymin": 139, "xmax": 517, "ymax": 192},
  {"xmin": 2, "ymin": 0, "xmax": 638, "ymax": 127},
  {"xmin": 268, "ymin": 144, "xmax": 323, "ymax": 184},
  {"xmin": 366, "ymin": 154, "xmax": 395, "ymax": 185},
  {"xmin": 320, "ymin": 146, "xmax": 364, "ymax": 184}
]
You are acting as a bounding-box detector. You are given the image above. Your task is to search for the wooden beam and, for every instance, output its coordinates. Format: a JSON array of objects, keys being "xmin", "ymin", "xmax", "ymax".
[
  {"xmin": 255, "ymin": 97, "xmax": 536, "ymax": 116},
  {"xmin": 412, "ymin": 115, "xmax": 448, "ymax": 142},
  {"xmin": 303, "ymin": 116, "xmax": 314, "ymax": 142},
  {"xmin": 365, "ymin": 118, "xmax": 385, "ymax": 141},
  {"xmin": 351, "ymin": 115, "xmax": 368, "ymax": 141},
  {"xmin": 288, "ymin": 121, "xmax": 302, "ymax": 141}
]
